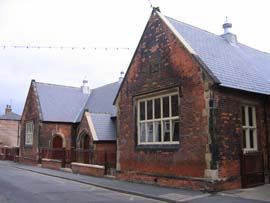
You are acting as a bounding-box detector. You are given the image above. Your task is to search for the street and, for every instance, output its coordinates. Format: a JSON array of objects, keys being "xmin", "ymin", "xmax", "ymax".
[
  {"xmin": 0, "ymin": 161, "xmax": 269, "ymax": 203},
  {"xmin": 0, "ymin": 163, "xmax": 159, "ymax": 203}
]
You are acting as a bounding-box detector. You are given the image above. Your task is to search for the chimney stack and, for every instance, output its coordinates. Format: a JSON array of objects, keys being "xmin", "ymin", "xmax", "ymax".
[
  {"xmin": 81, "ymin": 79, "xmax": 91, "ymax": 94},
  {"xmin": 221, "ymin": 17, "xmax": 238, "ymax": 46},
  {"xmin": 5, "ymin": 105, "xmax": 12, "ymax": 114}
]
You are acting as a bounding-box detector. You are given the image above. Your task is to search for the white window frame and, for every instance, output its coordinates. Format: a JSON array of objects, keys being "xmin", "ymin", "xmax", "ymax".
[
  {"xmin": 25, "ymin": 121, "xmax": 34, "ymax": 146},
  {"xmin": 242, "ymin": 105, "xmax": 257, "ymax": 153},
  {"xmin": 137, "ymin": 92, "xmax": 179, "ymax": 145}
]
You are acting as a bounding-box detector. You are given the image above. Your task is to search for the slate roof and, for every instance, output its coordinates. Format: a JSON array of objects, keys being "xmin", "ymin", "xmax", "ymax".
[
  {"xmin": 90, "ymin": 113, "xmax": 117, "ymax": 141},
  {"xmin": 36, "ymin": 82, "xmax": 89, "ymax": 123},
  {"xmin": 85, "ymin": 82, "xmax": 120, "ymax": 117},
  {"xmin": 164, "ymin": 15, "xmax": 270, "ymax": 95},
  {"xmin": 0, "ymin": 112, "xmax": 21, "ymax": 121},
  {"xmin": 35, "ymin": 81, "xmax": 120, "ymax": 141}
]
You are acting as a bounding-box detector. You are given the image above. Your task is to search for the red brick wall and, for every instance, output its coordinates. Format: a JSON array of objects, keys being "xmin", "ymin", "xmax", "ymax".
[
  {"xmin": 77, "ymin": 112, "xmax": 93, "ymax": 148},
  {"xmin": 72, "ymin": 163, "xmax": 105, "ymax": 177},
  {"xmin": 41, "ymin": 122, "xmax": 75, "ymax": 150},
  {"xmin": 116, "ymin": 11, "xmax": 213, "ymax": 185},
  {"xmin": 42, "ymin": 158, "xmax": 62, "ymax": 170},
  {"xmin": 20, "ymin": 81, "xmax": 41, "ymax": 163},
  {"xmin": 215, "ymin": 88, "xmax": 269, "ymax": 186},
  {"xmin": 0, "ymin": 119, "xmax": 19, "ymax": 147}
]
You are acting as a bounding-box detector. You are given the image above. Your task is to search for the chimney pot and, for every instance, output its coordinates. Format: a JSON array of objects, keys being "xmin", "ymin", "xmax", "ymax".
[
  {"xmin": 5, "ymin": 105, "xmax": 12, "ymax": 114},
  {"xmin": 221, "ymin": 17, "xmax": 238, "ymax": 46},
  {"xmin": 118, "ymin": 71, "xmax": 124, "ymax": 83}
]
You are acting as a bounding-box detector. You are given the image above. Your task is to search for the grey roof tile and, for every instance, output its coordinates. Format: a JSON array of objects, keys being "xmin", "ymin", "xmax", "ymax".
[
  {"xmin": 166, "ymin": 16, "xmax": 270, "ymax": 95},
  {"xmin": 85, "ymin": 82, "xmax": 120, "ymax": 116},
  {"xmin": 91, "ymin": 113, "xmax": 116, "ymax": 141},
  {"xmin": 0, "ymin": 112, "xmax": 21, "ymax": 121},
  {"xmin": 36, "ymin": 82, "xmax": 89, "ymax": 122},
  {"xmin": 35, "ymin": 81, "xmax": 120, "ymax": 141}
]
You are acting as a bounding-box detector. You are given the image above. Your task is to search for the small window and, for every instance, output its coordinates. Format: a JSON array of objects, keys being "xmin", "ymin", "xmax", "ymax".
[
  {"xmin": 25, "ymin": 121, "xmax": 34, "ymax": 146},
  {"xmin": 137, "ymin": 92, "xmax": 179, "ymax": 145},
  {"xmin": 242, "ymin": 106, "xmax": 257, "ymax": 152}
]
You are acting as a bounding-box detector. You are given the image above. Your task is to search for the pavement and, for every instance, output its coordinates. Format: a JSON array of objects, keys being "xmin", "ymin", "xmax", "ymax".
[
  {"xmin": 218, "ymin": 185, "xmax": 270, "ymax": 202},
  {"xmin": 1, "ymin": 161, "xmax": 270, "ymax": 203}
]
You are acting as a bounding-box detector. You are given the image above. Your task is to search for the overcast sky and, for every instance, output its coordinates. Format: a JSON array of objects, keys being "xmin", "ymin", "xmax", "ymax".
[{"xmin": 0, "ymin": 0, "xmax": 269, "ymax": 115}]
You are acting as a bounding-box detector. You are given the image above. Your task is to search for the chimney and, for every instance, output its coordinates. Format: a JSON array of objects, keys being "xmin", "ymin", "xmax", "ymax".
[
  {"xmin": 221, "ymin": 17, "xmax": 238, "ymax": 46},
  {"xmin": 81, "ymin": 79, "xmax": 91, "ymax": 94},
  {"xmin": 5, "ymin": 105, "xmax": 12, "ymax": 114},
  {"xmin": 118, "ymin": 71, "xmax": 124, "ymax": 83}
]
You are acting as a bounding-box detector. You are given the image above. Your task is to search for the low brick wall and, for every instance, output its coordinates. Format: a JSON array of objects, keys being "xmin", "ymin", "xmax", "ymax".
[
  {"xmin": 20, "ymin": 156, "xmax": 38, "ymax": 166},
  {"xmin": 71, "ymin": 162, "xmax": 105, "ymax": 177},
  {"xmin": 42, "ymin": 158, "xmax": 62, "ymax": 170},
  {"xmin": 116, "ymin": 170, "xmax": 241, "ymax": 192}
]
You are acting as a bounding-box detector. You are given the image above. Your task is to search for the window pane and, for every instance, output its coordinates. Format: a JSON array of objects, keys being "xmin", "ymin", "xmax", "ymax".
[
  {"xmin": 154, "ymin": 98, "xmax": 161, "ymax": 119},
  {"xmin": 248, "ymin": 107, "xmax": 253, "ymax": 126},
  {"xmin": 140, "ymin": 123, "xmax": 146, "ymax": 143},
  {"xmin": 163, "ymin": 97, "xmax": 169, "ymax": 118},
  {"xmin": 243, "ymin": 130, "xmax": 246, "ymax": 148},
  {"xmin": 139, "ymin": 101, "xmax": 145, "ymax": 121},
  {"xmin": 154, "ymin": 121, "xmax": 161, "ymax": 142},
  {"xmin": 171, "ymin": 95, "xmax": 179, "ymax": 117},
  {"xmin": 241, "ymin": 106, "xmax": 246, "ymax": 126},
  {"xmin": 163, "ymin": 120, "xmax": 170, "ymax": 141},
  {"xmin": 172, "ymin": 120, "xmax": 179, "ymax": 141},
  {"xmin": 147, "ymin": 123, "xmax": 153, "ymax": 142},
  {"xmin": 147, "ymin": 100, "xmax": 153, "ymax": 120},
  {"xmin": 249, "ymin": 130, "xmax": 254, "ymax": 148}
]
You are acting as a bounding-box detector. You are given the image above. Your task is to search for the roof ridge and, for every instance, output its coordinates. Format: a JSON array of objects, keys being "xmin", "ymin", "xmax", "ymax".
[
  {"xmin": 165, "ymin": 16, "xmax": 221, "ymax": 38},
  {"xmin": 92, "ymin": 81, "xmax": 119, "ymax": 91},
  {"xmin": 166, "ymin": 15, "xmax": 270, "ymax": 56},
  {"xmin": 36, "ymin": 81, "xmax": 80, "ymax": 89}
]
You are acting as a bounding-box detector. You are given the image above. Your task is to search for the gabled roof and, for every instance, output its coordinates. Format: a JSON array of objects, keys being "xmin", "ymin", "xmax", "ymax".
[
  {"xmin": 34, "ymin": 80, "xmax": 120, "ymax": 141},
  {"xmin": 160, "ymin": 13, "xmax": 270, "ymax": 95},
  {"xmin": 36, "ymin": 82, "xmax": 89, "ymax": 122},
  {"xmin": 0, "ymin": 112, "xmax": 21, "ymax": 121}
]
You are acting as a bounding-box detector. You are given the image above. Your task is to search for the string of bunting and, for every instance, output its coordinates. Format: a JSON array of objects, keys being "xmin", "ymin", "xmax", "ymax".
[{"xmin": 0, "ymin": 45, "xmax": 134, "ymax": 51}]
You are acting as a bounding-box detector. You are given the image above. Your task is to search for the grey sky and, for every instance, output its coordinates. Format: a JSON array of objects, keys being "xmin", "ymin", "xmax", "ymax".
[{"xmin": 0, "ymin": 0, "xmax": 269, "ymax": 115}]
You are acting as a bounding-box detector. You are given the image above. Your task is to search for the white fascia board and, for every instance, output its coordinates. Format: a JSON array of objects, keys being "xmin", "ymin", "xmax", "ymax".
[
  {"xmin": 85, "ymin": 112, "xmax": 98, "ymax": 141},
  {"xmin": 156, "ymin": 11, "xmax": 197, "ymax": 55}
]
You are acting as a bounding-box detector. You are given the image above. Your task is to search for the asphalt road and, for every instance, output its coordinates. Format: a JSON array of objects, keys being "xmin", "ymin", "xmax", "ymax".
[
  {"xmin": 0, "ymin": 164, "xmax": 160, "ymax": 203},
  {"xmin": 0, "ymin": 162, "xmax": 268, "ymax": 203}
]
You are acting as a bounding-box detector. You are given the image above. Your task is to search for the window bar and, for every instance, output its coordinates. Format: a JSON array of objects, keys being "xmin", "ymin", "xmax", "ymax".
[
  {"xmin": 169, "ymin": 96, "xmax": 172, "ymax": 142},
  {"xmin": 137, "ymin": 101, "xmax": 140, "ymax": 144},
  {"xmin": 161, "ymin": 97, "xmax": 164, "ymax": 143},
  {"xmin": 145, "ymin": 101, "xmax": 148, "ymax": 143},
  {"xmin": 152, "ymin": 99, "xmax": 155, "ymax": 143}
]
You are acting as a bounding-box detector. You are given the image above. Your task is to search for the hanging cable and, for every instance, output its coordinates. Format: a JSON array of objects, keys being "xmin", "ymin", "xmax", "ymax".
[{"xmin": 0, "ymin": 45, "xmax": 134, "ymax": 51}]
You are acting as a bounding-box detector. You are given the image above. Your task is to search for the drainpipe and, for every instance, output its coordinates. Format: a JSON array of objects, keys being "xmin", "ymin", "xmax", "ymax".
[{"xmin": 264, "ymin": 97, "xmax": 270, "ymax": 177}]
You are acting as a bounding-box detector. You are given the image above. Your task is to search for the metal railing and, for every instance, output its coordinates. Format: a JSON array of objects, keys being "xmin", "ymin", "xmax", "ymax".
[
  {"xmin": 40, "ymin": 148, "xmax": 116, "ymax": 173},
  {"xmin": 0, "ymin": 147, "xmax": 19, "ymax": 161}
]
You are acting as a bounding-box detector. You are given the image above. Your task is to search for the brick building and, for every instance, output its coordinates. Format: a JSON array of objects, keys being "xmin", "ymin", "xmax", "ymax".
[
  {"xmin": 114, "ymin": 8, "xmax": 270, "ymax": 190},
  {"xmin": 0, "ymin": 105, "xmax": 21, "ymax": 147},
  {"xmin": 20, "ymin": 79, "xmax": 119, "ymax": 166}
]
